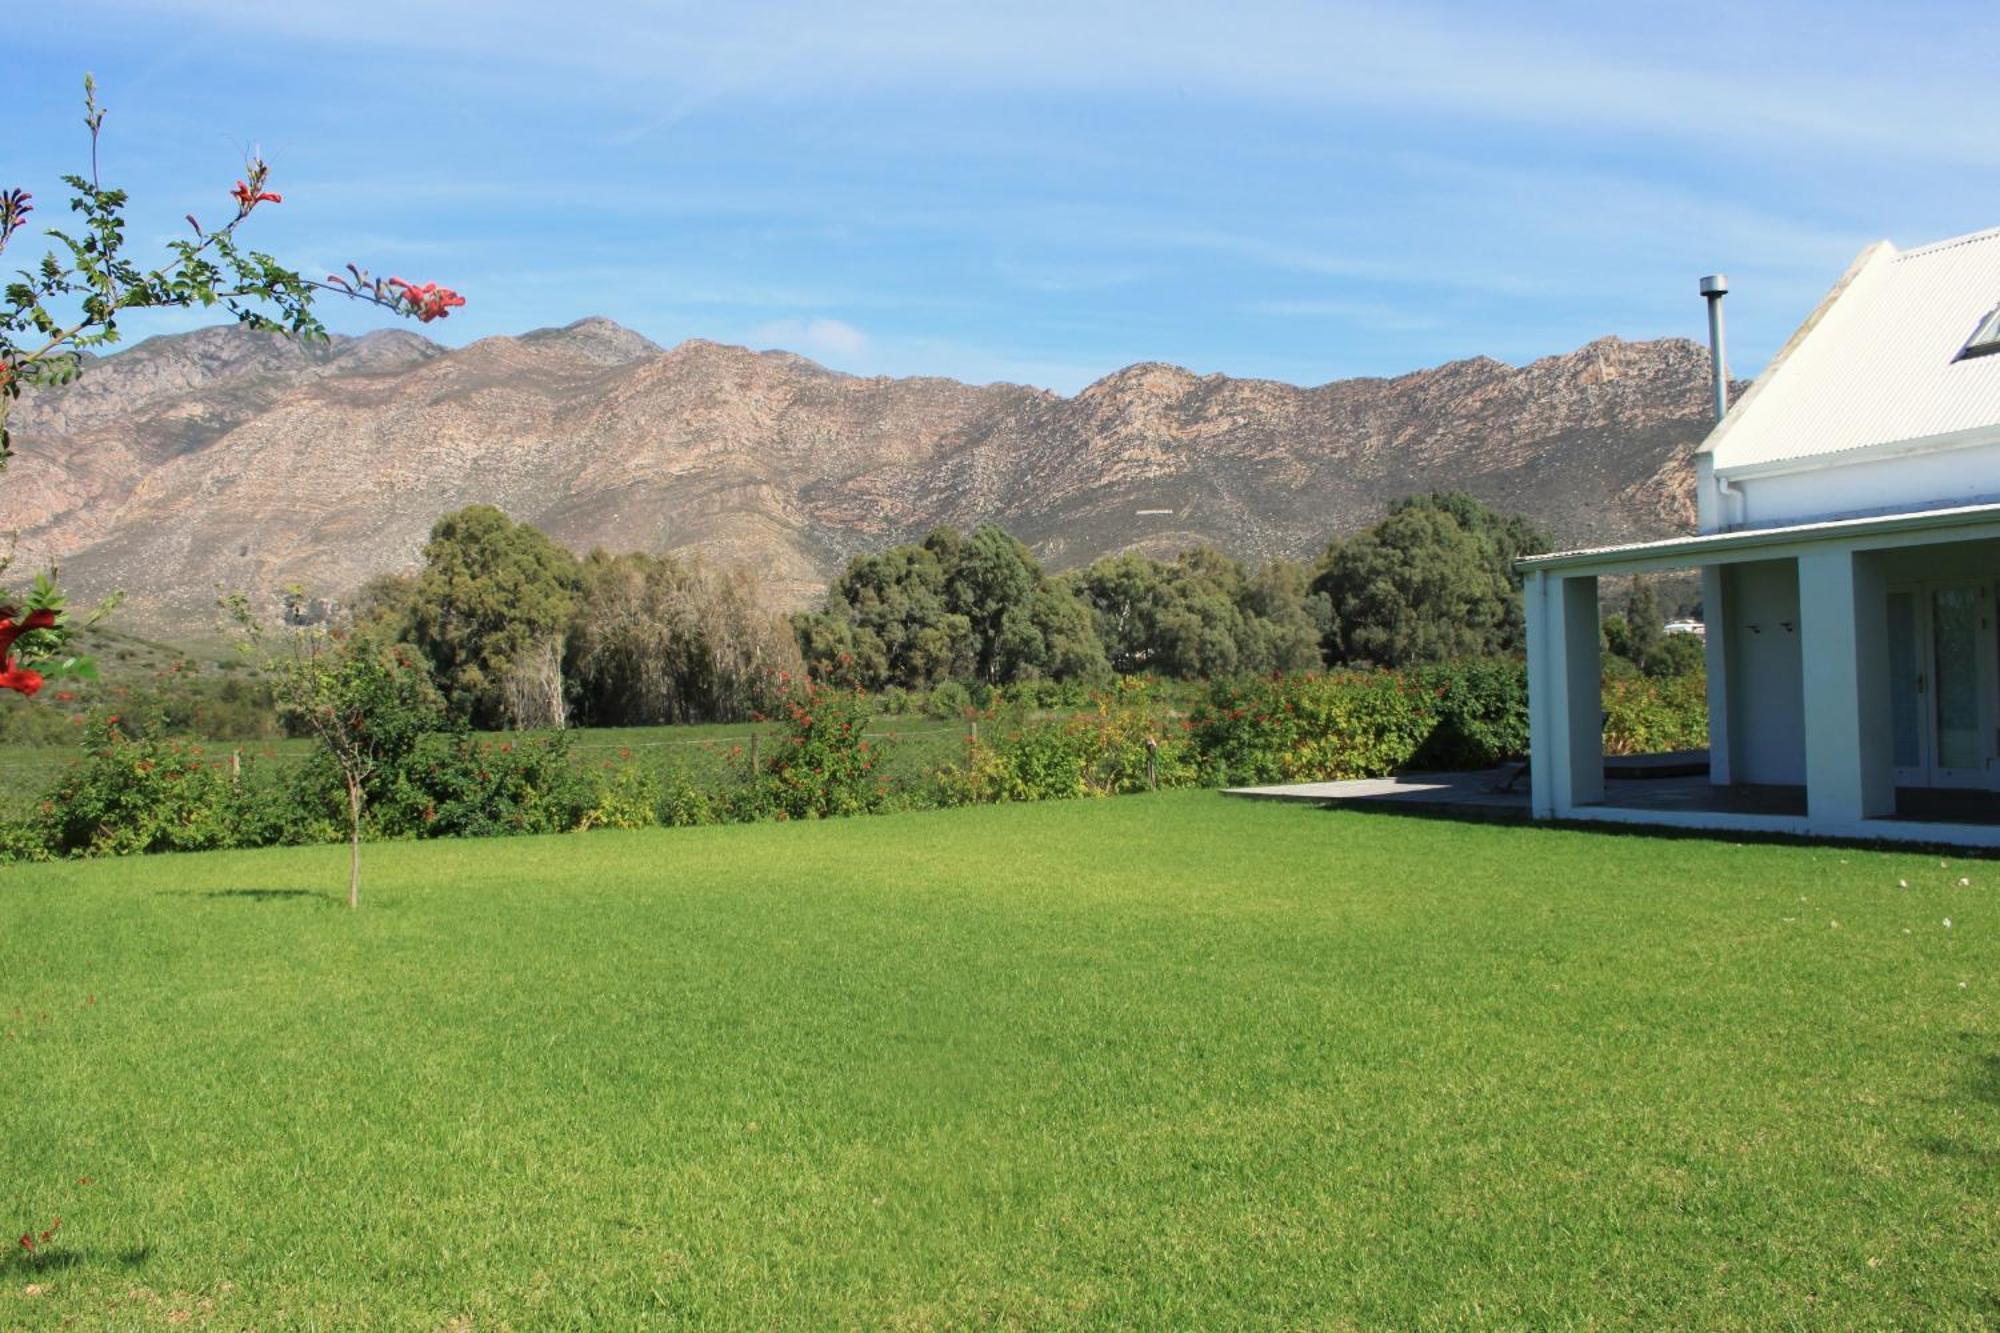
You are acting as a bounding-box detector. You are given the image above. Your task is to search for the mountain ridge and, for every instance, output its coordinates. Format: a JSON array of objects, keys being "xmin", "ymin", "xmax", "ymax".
[{"xmin": 0, "ymin": 319, "xmax": 1712, "ymax": 623}]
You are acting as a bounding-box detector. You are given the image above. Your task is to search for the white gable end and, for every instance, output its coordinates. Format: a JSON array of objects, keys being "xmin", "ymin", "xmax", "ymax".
[{"xmin": 1699, "ymin": 227, "xmax": 2000, "ymax": 532}]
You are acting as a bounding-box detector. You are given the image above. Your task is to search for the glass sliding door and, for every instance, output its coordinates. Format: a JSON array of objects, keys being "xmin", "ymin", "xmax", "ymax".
[
  {"xmin": 1885, "ymin": 580, "xmax": 1997, "ymax": 789},
  {"xmin": 1936, "ymin": 584, "xmax": 1984, "ymax": 780}
]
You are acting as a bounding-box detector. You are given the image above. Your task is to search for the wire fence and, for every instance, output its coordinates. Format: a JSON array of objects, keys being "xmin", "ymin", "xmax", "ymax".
[
  {"xmin": 564, "ymin": 725, "xmax": 965, "ymax": 753},
  {"xmin": 0, "ymin": 723, "xmax": 980, "ymax": 785}
]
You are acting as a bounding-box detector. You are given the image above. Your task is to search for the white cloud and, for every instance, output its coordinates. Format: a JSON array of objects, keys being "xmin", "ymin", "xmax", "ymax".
[
  {"xmin": 747, "ymin": 317, "xmax": 872, "ymax": 362},
  {"xmin": 1243, "ymin": 298, "xmax": 1443, "ymax": 334}
]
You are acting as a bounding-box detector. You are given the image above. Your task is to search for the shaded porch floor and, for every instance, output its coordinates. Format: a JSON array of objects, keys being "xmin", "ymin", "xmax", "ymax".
[{"xmin": 1224, "ymin": 766, "xmax": 2000, "ymax": 827}]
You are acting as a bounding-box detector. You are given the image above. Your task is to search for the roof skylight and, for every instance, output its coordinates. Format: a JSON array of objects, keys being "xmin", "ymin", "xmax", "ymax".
[{"xmin": 1961, "ymin": 304, "xmax": 2000, "ymax": 361}]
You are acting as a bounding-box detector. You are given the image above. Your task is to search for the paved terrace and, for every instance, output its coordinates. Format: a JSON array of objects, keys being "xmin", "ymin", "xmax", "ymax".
[{"xmin": 1225, "ymin": 757, "xmax": 2000, "ymax": 839}]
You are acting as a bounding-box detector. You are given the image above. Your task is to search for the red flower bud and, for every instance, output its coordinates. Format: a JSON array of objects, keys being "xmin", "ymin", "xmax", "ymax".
[{"xmin": 0, "ymin": 188, "xmax": 31, "ymax": 238}]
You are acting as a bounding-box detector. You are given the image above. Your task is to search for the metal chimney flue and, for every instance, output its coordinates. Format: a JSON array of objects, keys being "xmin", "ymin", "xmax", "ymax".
[{"xmin": 1699, "ymin": 273, "xmax": 1729, "ymax": 421}]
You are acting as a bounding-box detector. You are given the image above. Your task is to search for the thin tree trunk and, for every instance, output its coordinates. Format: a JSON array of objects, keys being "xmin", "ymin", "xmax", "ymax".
[
  {"xmin": 346, "ymin": 775, "xmax": 363, "ymax": 911},
  {"xmin": 543, "ymin": 635, "xmax": 567, "ymax": 730}
]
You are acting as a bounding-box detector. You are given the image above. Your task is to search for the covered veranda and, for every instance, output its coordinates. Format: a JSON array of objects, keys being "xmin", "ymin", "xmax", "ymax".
[{"xmin": 1521, "ymin": 501, "xmax": 2000, "ymax": 848}]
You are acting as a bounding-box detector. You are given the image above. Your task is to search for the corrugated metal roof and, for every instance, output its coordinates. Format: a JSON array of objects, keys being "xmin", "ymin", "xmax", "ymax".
[
  {"xmin": 1517, "ymin": 499, "xmax": 2000, "ymax": 573},
  {"xmin": 1707, "ymin": 227, "xmax": 2000, "ymax": 473}
]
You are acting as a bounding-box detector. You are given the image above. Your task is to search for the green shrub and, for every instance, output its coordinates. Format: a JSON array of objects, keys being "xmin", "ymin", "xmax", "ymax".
[
  {"xmin": 1603, "ymin": 672, "xmax": 1708, "ymax": 755},
  {"xmin": 923, "ymin": 680, "xmax": 974, "ymax": 721},
  {"xmin": 941, "ymin": 720, "xmax": 1097, "ymax": 803},
  {"xmin": 582, "ymin": 763, "xmax": 662, "ymax": 830},
  {"xmin": 31, "ymin": 716, "xmax": 239, "ymax": 856},
  {"xmin": 378, "ymin": 732, "xmax": 594, "ymax": 838},
  {"xmin": 758, "ymin": 681, "xmax": 889, "ymax": 819},
  {"xmin": 227, "ymin": 758, "xmax": 342, "ymax": 849},
  {"xmin": 0, "ymin": 816, "xmax": 54, "ymax": 863},
  {"xmin": 664, "ymin": 774, "xmax": 725, "ymax": 827},
  {"xmin": 1643, "ymin": 632, "xmax": 1708, "ymax": 679},
  {"xmin": 1407, "ymin": 659, "xmax": 1529, "ymax": 769},
  {"xmin": 1073, "ymin": 697, "xmax": 1200, "ymax": 794},
  {"xmin": 937, "ymin": 696, "xmax": 1197, "ymax": 805},
  {"xmin": 1601, "ymin": 652, "xmax": 1643, "ymax": 681},
  {"xmin": 1189, "ymin": 661, "xmax": 1531, "ymax": 784},
  {"xmin": 1189, "ymin": 671, "xmax": 1436, "ymax": 785}
]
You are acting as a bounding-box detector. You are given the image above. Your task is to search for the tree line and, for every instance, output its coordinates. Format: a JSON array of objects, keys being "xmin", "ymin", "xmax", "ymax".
[
  {"xmin": 352, "ymin": 505, "xmax": 803, "ymax": 731},
  {"xmin": 297, "ymin": 491, "xmax": 1554, "ymax": 732},
  {"xmin": 795, "ymin": 491, "xmax": 1551, "ymax": 690}
]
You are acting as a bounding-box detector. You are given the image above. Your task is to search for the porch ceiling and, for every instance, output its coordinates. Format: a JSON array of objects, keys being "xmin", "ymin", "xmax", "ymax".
[{"xmin": 1517, "ymin": 500, "xmax": 2000, "ymax": 577}]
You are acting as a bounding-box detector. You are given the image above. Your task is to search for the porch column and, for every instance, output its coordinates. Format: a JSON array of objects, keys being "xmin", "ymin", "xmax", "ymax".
[
  {"xmin": 1798, "ymin": 548, "xmax": 1894, "ymax": 826},
  {"xmin": 1528, "ymin": 571, "xmax": 1603, "ymax": 817},
  {"xmin": 1700, "ymin": 564, "xmax": 1732, "ymax": 785}
]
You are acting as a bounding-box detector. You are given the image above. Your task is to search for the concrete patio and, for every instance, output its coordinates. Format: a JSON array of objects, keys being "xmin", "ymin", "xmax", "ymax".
[{"xmin": 1224, "ymin": 762, "xmax": 2000, "ymax": 844}]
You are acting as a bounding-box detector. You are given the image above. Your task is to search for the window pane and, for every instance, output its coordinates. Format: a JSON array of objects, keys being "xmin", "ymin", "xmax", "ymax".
[{"xmin": 1933, "ymin": 586, "xmax": 1981, "ymax": 771}]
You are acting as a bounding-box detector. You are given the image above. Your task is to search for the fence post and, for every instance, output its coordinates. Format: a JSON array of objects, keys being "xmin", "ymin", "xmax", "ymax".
[
  {"xmin": 230, "ymin": 749, "xmax": 242, "ymax": 783},
  {"xmin": 1145, "ymin": 736, "xmax": 1158, "ymax": 791},
  {"xmin": 968, "ymin": 717, "xmax": 978, "ymax": 749},
  {"xmin": 749, "ymin": 731, "xmax": 760, "ymax": 775}
]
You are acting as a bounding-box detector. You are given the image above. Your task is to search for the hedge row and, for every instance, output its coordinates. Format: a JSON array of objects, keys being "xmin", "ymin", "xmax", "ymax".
[
  {"xmin": 2, "ymin": 663, "xmax": 1708, "ymax": 862},
  {"xmin": 1189, "ymin": 659, "xmax": 1533, "ymax": 786}
]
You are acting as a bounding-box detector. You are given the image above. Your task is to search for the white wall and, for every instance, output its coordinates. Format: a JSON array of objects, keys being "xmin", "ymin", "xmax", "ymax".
[
  {"xmin": 1696, "ymin": 454, "xmax": 1721, "ymax": 534},
  {"xmin": 1722, "ymin": 441, "xmax": 2000, "ymax": 531},
  {"xmin": 1723, "ymin": 559, "xmax": 1806, "ymax": 785}
]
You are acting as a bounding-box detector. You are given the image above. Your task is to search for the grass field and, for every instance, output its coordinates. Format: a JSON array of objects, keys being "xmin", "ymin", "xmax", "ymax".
[{"xmin": 3, "ymin": 795, "xmax": 1996, "ymax": 1328}]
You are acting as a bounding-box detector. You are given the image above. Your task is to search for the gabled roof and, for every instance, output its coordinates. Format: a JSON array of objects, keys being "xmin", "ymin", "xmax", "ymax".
[{"xmin": 1702, "ymin": 227, "xmax": 2000, "ymax": 475}]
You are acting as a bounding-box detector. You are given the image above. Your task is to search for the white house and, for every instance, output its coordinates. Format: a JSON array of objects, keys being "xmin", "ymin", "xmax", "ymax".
[{"xmin": 1521, "ymin": 226, "xmax": 2000, "ymax": 845}]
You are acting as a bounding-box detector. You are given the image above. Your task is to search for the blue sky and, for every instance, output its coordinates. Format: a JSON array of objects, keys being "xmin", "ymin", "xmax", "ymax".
[{"xmin": 12, "ymin": 1, "xmax": 1995, "ymax": 392}]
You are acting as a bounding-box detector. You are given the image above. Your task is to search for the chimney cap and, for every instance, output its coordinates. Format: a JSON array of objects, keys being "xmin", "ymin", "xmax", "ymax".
[{"xmin": 1699, "ymin": 274, "xmax": 1729, "ymax": 297}]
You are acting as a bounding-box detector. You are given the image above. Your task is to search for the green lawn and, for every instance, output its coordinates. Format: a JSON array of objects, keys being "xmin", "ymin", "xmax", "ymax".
[{"xmin": 2, "ymin": 795, "xmax": 1996, "ymax": 1328}]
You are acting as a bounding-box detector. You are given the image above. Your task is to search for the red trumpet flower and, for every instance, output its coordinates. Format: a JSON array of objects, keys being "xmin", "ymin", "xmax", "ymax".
[
  {"xmin": 231, "ymin": 179, "xmax": 283, "ymax": 208},
  {"xmin": 0, "ymin": 663, "xmax": 44, "ymax": 697},
  {"xmin": 386, "ymin": 277, "xmax": 467, "ymax": 323},
  {"xmin": 0, "ymin": 608, "xmax": 57, "ymax": 697},
  {"xmin": 0, "ymin": 608, "xmax": 55, "ymax": 659}
]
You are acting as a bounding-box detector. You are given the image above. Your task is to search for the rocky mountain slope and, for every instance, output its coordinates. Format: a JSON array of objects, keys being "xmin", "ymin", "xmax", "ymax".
[{"xmin": 1, "ymin": 318, "xmax": 1712, "ymax": 623}]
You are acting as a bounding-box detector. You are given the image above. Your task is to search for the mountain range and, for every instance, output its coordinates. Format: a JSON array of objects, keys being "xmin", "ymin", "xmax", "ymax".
[{"xmin": 0, "ymin": 318, "xmax": 1715, "ymax": 625}]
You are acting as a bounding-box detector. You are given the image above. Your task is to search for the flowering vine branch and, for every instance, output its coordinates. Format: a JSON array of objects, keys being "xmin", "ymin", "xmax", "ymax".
[
  {"xmin": 1, "ymin": 74, "xmax": 466, "ymax": 463},
  {"xmin": 0, "ymin": 75, "xmax": 466, "ymax": 692}
]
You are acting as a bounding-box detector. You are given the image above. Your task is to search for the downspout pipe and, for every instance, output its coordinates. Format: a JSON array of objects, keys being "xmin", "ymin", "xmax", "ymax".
[{"xmin": 1715, "ymin": 472, "xmax": 1744, "ymax": 528}]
